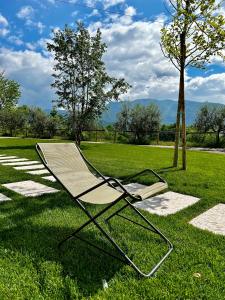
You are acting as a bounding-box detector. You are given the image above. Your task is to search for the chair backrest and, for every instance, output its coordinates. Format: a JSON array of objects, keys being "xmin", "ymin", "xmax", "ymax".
[
  {"xmin": 37, "ymin": 143, "xmax": 90, "ymax": 175},
  {"xmin": 37, "ymin": 143, "xmax": 100, "ymax": 196},
  {"xmin": 37, "ymin": 143, "xmax": 122, "ymax": 204}
]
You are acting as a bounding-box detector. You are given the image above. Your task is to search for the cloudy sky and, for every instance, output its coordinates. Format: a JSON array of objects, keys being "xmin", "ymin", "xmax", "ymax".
[{"xmin": 0, "ymin": 0, "xmax": 225, "ymax": 108}]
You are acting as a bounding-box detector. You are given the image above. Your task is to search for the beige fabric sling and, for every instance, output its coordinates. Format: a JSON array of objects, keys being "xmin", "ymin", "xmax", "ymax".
[{"xmin": 37, "ymin": 143, "xmax": 167, "ymax": 204}]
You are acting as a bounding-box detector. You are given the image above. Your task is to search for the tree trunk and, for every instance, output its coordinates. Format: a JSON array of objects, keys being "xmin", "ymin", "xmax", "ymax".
[
  {"xmin": 174, "ymin": 32, "xmax": 186, "ymax": 170},
  {"xmin": 180, "ymin": 33, "xmax": 186, "ymax": 170},
  {"xmin": 181, "ymin": 93, "xmax": 186, "ymax": 170},
  {"xmin": 75, "ymin": 127, "xmax": 82, "ymax": 146},
  {"xmin": 216, "ymin": 130, "xmax": 220, "ymax": 145},
  {"xmin": 173, "ymin": 87, "xmax": 181, "ymax": 167}
]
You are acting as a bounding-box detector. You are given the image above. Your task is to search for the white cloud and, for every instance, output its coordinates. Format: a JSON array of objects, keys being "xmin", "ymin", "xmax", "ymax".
[
  {"xmin": 71, "ymin": 10, "xmax": 79, "ymax": 17},
  {"xmin": 85, "ymin": 0, "xmax": 124, "ymax": 9},
  {"xmin": 0, "ymin": 13, "xmax": 9, "ymax": 37},
  {"xmin": 125, "ymin": 6, "xmax": 136, "ymax": 17},
  {"xmin": 88, "ymin": 15, "xmax": 179, "ymax": 100},
  {"xmin": 85, "ymin": 0, "xmax": 97, "ymax": 8},
  {"xmin": 16, "ymin": 6, "xmax": 45, "ymax": 34},
  {"xmin": 0, "ymin": 13, "xmax": 8, "ymax": 27},
  {"xmin": 36, "ymin": 21, "xmax": 45, "ymax": 34},
  {"xmin": 186, "ymin": 74, "xmax": 225, "ymax": 102},
  {"xmin": 0, "ymin": 28, "xmax": 9, "ymax": 37},
  {"xmin": 89, "ymin": 14, "xmax": 225, "ymax": 103},
  {"xmin": 0, "ymin": 48, "xmax": 54, "ymax": 108},
  {"xmin": 1, "ymin": 8, "xmax": 225, "ymax": 114},
  {"xmin": 8, "ymin": 36, "xmax": 24, "ymax": 46},
  {"xmin": 89, "ymin": 9, "xmax": 99, "ymax": 17},
  {"xmin": 103, "ymin": 0, "xmax": 125, "ymax": 9},
  {"xmin": 17, "ymin": 6, "xmax": 34, "ymax": 20}
]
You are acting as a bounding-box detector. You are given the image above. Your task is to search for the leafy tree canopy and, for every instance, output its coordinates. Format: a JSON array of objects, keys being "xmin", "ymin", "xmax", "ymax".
[
  {"xmin": 0, "ymin": 72, "xmax": 21, "ymax": 109},
  {"xmin": 161, "ymin": 0, "xmax": 225, "ymax": 70},
  {"xmin": 47, "ymin": 22, "xmax": 130, "ymax": 144}
]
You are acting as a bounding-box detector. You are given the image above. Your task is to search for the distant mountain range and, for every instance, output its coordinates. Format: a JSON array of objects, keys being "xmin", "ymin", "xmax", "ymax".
[{"xmin": 101, "ymin": 98, "xmax": 224, "ymax": 125}]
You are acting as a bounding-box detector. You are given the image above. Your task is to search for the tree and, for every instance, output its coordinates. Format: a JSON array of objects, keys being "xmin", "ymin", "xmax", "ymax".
[
  {"xmin": 115, "ymin": 102, "xmax": 131, "ymax": 132},
  {"xmin": 0, "ymin": 107, "xmax": 27, "ymax": 136},
  {"xmin": 28, "ymin": 107, "xmax": 48, "ymax": 138},
  {"xmin": 161, "ymin": 0, "xmax": 225, "ymax": 169},
  {"xmin": 195, "ymin": 105, "xmax": 225, "ymax": 145},
  {"xmin": 46, "ymin": 108, "xmax": 64, "ymax": 138},
  {"xmin": 195, "ymin": 105, "xmax": 213, "ymax": 133},
  {"xmin": 47, "ymin": 22, "xmax": 130, "ymax": 145},
  {"xmin": 0, "ymin": 72, "xmax": 21, "ymax": 109},
  {"xmin": 116, "ymin": 103, "xmax": 161, "ymax": 144}
]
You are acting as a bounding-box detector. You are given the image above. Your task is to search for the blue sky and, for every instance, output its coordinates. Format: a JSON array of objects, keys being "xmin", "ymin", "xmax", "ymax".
[{"xmin": 0, "ymin": 0, "xmax": 225, "ymax": 108}]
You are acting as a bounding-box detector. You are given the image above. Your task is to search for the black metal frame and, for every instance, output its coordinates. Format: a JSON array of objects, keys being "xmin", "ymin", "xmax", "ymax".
[{"xmin": 36, "ymin": 143, "xmax": 173, "ymax": 277}]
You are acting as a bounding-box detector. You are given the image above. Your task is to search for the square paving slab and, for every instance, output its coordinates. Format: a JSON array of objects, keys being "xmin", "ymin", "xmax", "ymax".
[
  {"xmin": 134, "ymin": 191, "xmax": 200, "ymax": 216},
  {"xmin": 189, "ymin": 204, "xmax": 225, "ymax": 235},
  {"xmin": 42, "ymin": 176, "xmax": 57, "ymax": 182},
  {"xmin": 3, "ymin": 180, "xmax": 59, "ymax": 197},
  {"xmin": 3, "ymin": 161, "xmax": 40, "ymax": 166},
  {"xmin": 27, "ymin": 169, "xmax": 50, "ymax": 175},
  {"xmin": 0, "ymin": 193, "xmax": 11, "ymax": 202},
  {"xmin": 0, "ymin": 156, "xmax": 18, "ymax": 161},
  {"xmin": 0, "ymin": 158, "xmax": 29, "ymax": 163},
  {"xmin": 14, "ymin": 164, "xmax": 45, "ymax": 170}
]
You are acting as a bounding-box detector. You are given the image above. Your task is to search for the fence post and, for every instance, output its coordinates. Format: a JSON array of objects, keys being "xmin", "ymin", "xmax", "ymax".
[
  {"xmin": 157, "ymin": 131, "xmax": 160, "ymax": 145},
  {"xmin": 113, "ymin": 130, "xmax": 117, "ymax": 143}
]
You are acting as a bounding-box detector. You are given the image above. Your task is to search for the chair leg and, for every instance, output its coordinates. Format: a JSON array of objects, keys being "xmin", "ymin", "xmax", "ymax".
[
  {"xmin": 59, "ymin": 197, "xmax": 173, "ymax": 277},
  {"xmin": 105, "ymin": 202, "xmax": 130, "ymax": 223},
  {"xmin": 59, "ymin": 195, "xmax": 124, "ymax": 249}
]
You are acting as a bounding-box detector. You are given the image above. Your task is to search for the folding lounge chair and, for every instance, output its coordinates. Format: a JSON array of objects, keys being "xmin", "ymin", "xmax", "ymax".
[{"xmin": 36, "ymin": 143, "xmax": 173, "ymax": 277}]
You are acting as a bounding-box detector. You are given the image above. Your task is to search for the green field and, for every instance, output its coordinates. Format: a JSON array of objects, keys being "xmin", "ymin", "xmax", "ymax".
[{"xmin": 0, "ymin": 138, "xmax": 225, "ymax": 299}]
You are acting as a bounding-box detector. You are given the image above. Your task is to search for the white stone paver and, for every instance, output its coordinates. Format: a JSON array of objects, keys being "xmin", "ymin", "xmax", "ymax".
[
  {"xmin": 27, "ymin": 169, "xmax": 50, "ymax": 175},
  {"xmin": 0, "ymin": 158, "xmax": 28, "ymax": 163},
  {"xmin": 42, "ymin": 176, "xmax": 57, "ymax": 182},
  {"xmin": 0, "ymin": 154, "xmax": 6, "ymax": 157},
  {"xmin": 3, "ymin": 180, "xmax": 59, "ymax": 197},
  {"xmin": 14, "ymin": 164, "xmax": 45, "ymax": 170},
  {"xmin": 189, "ymin": 204, "xmax": 225, "ymax": 236},
  {"xmin": 0, "ymin": 193, "xmax": 11, "ymax": 202},
  {"xmin": 3, "ymin": 161, "xmax": 40, "ymax": 166},
  {"xmin": 0, "ymin": 156, "xmax": 18, "ymax": 161},
  {"xmin": 134, "ymin": 191, "xmax": 200, "ymax": 216}
]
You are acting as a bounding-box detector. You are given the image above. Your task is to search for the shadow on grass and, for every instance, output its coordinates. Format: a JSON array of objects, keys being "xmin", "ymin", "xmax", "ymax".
[
  {"xmin": 0, "ymin": 193, "xmax": 169, "ymax": 297},
  {"xmin": 0, "ymin": 196, "xmax": 124, "ymax": 297},
  {"xmin": 158, "ymin": 166, "xmax": 184, "ymax": 174}
]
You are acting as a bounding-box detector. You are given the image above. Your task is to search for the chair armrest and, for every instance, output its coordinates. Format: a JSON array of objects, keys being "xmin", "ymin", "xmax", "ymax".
[
  {"xmin": 74, "ymin": 177, "xmax": 136, "ymax": 200},
  {"xmin": 121, "ymin": 169, "xmax": 166, "ymax": 184}
]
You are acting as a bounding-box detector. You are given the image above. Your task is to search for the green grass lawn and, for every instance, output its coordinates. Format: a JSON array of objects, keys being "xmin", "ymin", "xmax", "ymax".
[{"xmin": 0, "ymin": 138, "xmax": 225, "ymax": 299}]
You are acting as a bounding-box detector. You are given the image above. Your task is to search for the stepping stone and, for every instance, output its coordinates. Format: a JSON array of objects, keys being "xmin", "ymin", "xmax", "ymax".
[
  {"xmin": 0, "ymin": 156, "xmax": 18, "ymax": 160},
  {"xmin": 0, "ymin": 193, "xmax": 11, "ymax": 202},
  {"xmin": 27, "ymin": 169, "xmax": 50, "ymax": 175},
  {"xmin": 134, "ymin": 191, "xmax": 200, "ymax": 216},
  {"xmin": 14, "ymin": 164, "xmax": 45, "ymax": 170},
  {"xmin": 189, "ymin": 204, "xmax": 225, "ymax": 236},
  {"xmin": 0, "ymin": 158, "xmax": 28, "ymax": 163},
  {"xmin": 3, "ymin": 180, "xmax": 59, "ymax": 197},
  {"xmin": 3, "ymin": 161, "xmax": 40, "ymax": 166},
  {"xmin": 42, "ymin": 176, "xmax": 57, "ymax": 182},
  {"xmin": 0, "ymin": 154, "xmax": 6, "ymax": 157}
]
